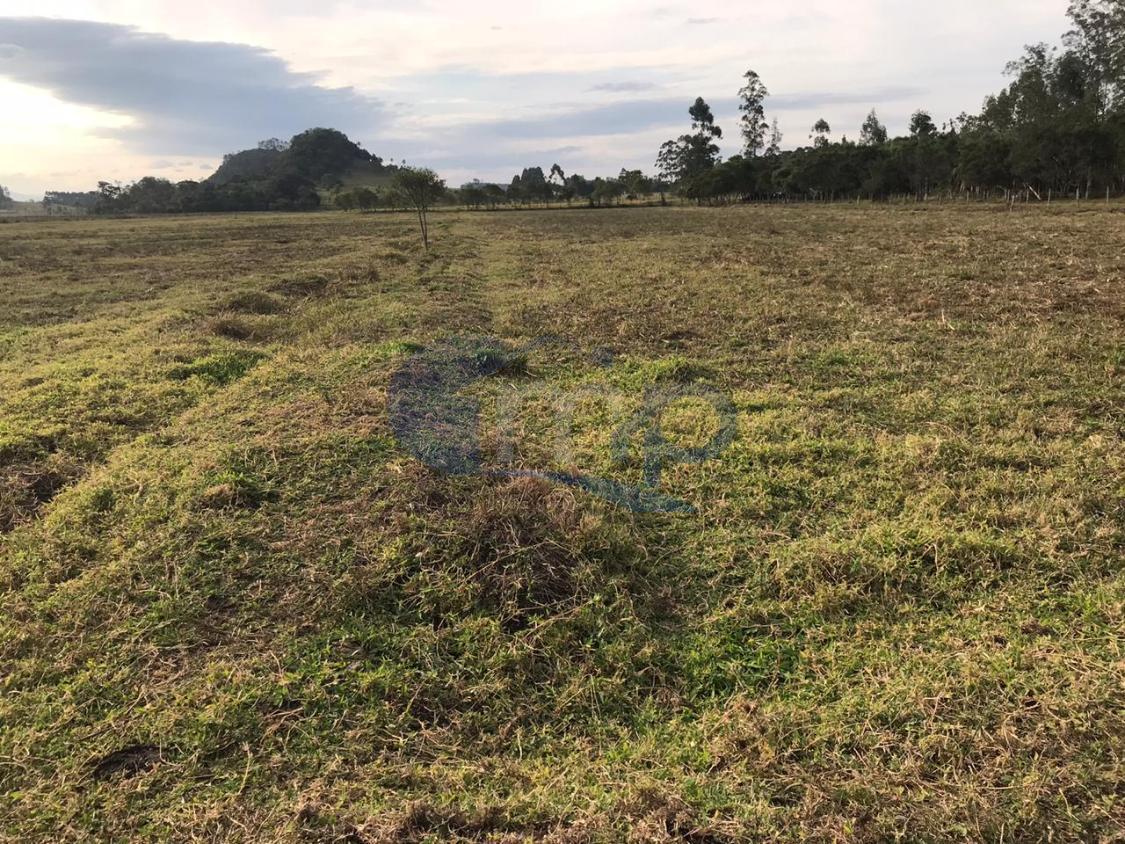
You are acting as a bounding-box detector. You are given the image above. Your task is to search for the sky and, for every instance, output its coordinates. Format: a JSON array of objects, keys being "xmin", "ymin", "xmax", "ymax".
[{"xmin": 0, "ymin": 0, "xmax": 1071, "ymax": 199}]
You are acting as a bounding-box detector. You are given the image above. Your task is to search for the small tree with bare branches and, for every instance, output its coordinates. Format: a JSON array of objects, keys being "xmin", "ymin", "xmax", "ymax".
[{"xmin": 392, "ymin": 167, "xmax": 445, "ymax": 250}]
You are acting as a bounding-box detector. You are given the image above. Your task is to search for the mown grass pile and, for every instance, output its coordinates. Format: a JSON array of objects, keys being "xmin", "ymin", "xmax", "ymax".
[{"xmin": 0, "ymin": 204, "xmax": 1122, "ymax": 842}]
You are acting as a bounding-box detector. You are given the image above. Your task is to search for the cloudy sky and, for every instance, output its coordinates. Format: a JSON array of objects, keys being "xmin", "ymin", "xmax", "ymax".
[{"xmin": 1, "ymin": 0, "xmax": 1069, "ymax": 198}]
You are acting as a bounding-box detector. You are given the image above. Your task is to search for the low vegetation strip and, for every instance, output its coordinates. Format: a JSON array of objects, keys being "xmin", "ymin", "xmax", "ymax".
[{"xmin": 0, "ymin": 204, "xmax": 1121, "ymax": 842}]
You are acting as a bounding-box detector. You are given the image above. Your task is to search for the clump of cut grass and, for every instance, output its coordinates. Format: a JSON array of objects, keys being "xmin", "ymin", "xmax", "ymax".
[
  {"xmin": 168, "ymin": 350, "xmax": 267, "ymax": 386},
  {"xmin": 389, "ymin": 474, "xmax": 636, "ymax": 633},
  {"xmin": 219, "ymin": 290, "xmax": 286, "ymax": 315},
  {"xmin": 206, "ymin": 314, "xmax": 274, "ymax": 342},
  {"xmin": 198, "ymin": 467, "xmax": 277, "ymax": 510},
  {"xmin": 463, "ymin": 476, "xmax": 599, "ymax": 628},
  {"xmin": 270, "ymin": 273, "xmax": 331, "ymax": 298},
  {"xmin": 0, "ymin": 432, "xmax": 59, "ymax": 465}
]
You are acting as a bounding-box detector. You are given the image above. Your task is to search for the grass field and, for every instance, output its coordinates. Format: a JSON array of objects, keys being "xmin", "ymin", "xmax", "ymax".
[{"xmin": 0, "ymin": 203, "xmax": 1122, "ymax": 842}]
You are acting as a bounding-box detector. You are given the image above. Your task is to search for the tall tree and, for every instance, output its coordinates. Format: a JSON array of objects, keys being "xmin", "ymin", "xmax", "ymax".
[
  {"xmin": 520, "ymin": 166, "xmax": 551, "ymax": 203},
  {"xmin": 910, "ymin": 110, "xmax": 938, "ymax": 137},
  {"xmin": 811, "ymin": 119, "xmax": 832, "ymax": 148},
  {"xmin": 656, "ymin": 98, "xmax": 724, "ymax": 188},
  {"xmin": 689, "ymin": 97, "xmax": 723, "ymax": 139},
  {"xmin": 592, "ymin": 177, "xmax": 626, "ymax": 206},
  {"xmin": 860, "ymin": 109, "xmax": 888, "ymax": 145},
  {"xmin": 1067, "ymin": 0, "xmax": 1125, "ymax": 111},
  {"xmin": 460, "ymin": 182, "xmax": 488, "ymax": 209},
  {"xmin": 766, "ymin": 119, "xmax": 784, "ymax": 156},
  {"xmin": 564, "ymin": 174, "xmax": 592, "ymax": 202},
  {"xmin": 738, "ymin": 69, "xmax": 770, "ymax": 156},
  {"xmin": 508, "ymin": 173, "xmax": 524, "ymax": 204}
]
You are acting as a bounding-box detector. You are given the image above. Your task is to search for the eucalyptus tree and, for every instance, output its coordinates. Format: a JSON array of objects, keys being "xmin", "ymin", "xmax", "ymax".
[
  {"xmin": 656, "ymin": 97, "xmax": 724, "ymax": 190},
  {"xmin": 811, "ymin": 119, "xmax": 832, "ymax": 148},
  {"xmin": 860, "ymin": 110, "xmax": 888, "ymax": 145},
  {"xmin": 766, "ymin": 119, "xmax": 784, "ymax": 156},
  {"xmin": 738, "ymin": 69, "xmax": 770, "ymax": 156},
  {"xmin": 910, "ymin": 110, "xmax": 938, "ymax": 137}
]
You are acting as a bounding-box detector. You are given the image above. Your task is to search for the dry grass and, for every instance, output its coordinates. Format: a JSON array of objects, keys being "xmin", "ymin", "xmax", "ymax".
[{"xmin": 0, "ymin": 203, "xmax": 1121, "ymax": 842}]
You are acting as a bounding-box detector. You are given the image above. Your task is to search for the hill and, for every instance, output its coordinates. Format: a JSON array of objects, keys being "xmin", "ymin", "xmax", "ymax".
[
  {"xmin": 207, "ymin": 145, "xmax": 283, "ymax": 185},
  {"xmin": 1, "ymin": 204, "xmax": 1122, "ymax": 842},
  {"xmin": 208, "ymin": 128, "xmax": 392, "ymax": 190},
  {"xmin": 81, "ymin": 128, "xmax": 395, "ymax": 214}
]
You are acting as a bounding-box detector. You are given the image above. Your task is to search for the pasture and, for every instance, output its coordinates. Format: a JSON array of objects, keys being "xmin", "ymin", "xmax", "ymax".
[{"xmin": 0, "ymin": 204, "xmax": 1122, "ymax": 842}]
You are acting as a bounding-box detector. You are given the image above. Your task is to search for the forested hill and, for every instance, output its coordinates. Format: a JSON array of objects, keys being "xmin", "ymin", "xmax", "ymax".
[
  {"xmin": 87, "ymin": 128, "xmax": 394, "ymax": 214},
  {"xmin": 207, "ymin": 128, "xmax": 389, "ymax": 187}
]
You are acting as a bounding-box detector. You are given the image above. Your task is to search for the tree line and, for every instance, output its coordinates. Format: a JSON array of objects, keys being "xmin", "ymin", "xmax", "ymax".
[
  {"xmin": 454, "ymin": 166, "xmax": 668, "ymax": 209},
  {"xmin": 653, "ymin": 0, "xmax": 1125, "ymax": 203},
  {"xmin": 331, "ymin": 165, "xmax": 666, "ymax": 212},
  {"xmin": 449, "ymin": 1, "xmax": 1124, "ymax": 207}
]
